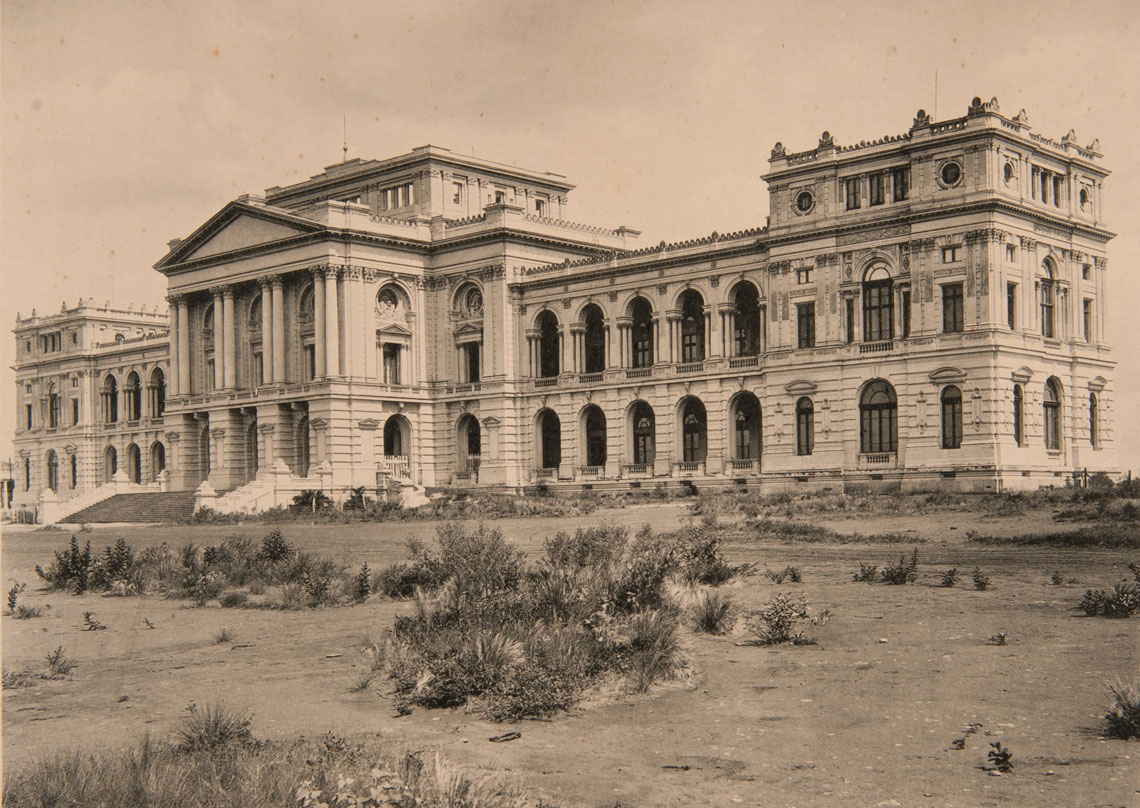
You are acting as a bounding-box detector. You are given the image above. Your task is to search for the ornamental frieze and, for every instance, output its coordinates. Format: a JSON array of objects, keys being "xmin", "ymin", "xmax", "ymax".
[{"xmin": 836, "ymin": 223, "xmax": 910, "ymax": 247}]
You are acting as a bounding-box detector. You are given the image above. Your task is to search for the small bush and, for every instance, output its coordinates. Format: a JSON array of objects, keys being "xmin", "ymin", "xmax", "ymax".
[
  {"xmin": 745, "ymin": 593, "xmax": 810, "ymax": 645},
  {"xmin": 44, "ymin": 646, "xmax": 75, "ymax": 678},
  {"xmin": 852, "ymin": 563, "xmax": 878, "ymax": 583},
  {"xmin": 1103, "ymin": 677, "xmax": 1140, "ymax": 740},
  {"xmin": 7, "ymin": 582, "xmax": 27, "ymax": 614},
  {"xmin": 690, "ymin": 590, "xmax": 735, "ymax": 635},
  {"xmin": 290, "ymin": 490, "xmax": 332, "ymax": 513},
  {"xmin": 1051, "ymin": 570, "xmax": 1064, "ymax": 586},
  {"xmin": 36, "ymin": 536, "xmax": 93, "ymax": 593},
  {"xmin": 483, "ymin": 662, "xmax": 582, "ymax": 721},
  {"xmin": 940, "ymin": 568, "xmax": 959, "ymax": 587},
  {"xmin": 14, "ymin": 605, "xmax": 42, "ymax": 619},
  {"xmin": 765, "ymin": 565, "xmax": 801, "ymax": 584},
  {"xmin": 258, "ymin": 529, "xmax": 294, "ymax": 563},
  {"xmin": 879, "ymin": 548, "xmax": 919, "ymax": 585},
  {"xmin": 214, "ymin": 627, "xmax": 235, "ymax": 644},
  {"xmin": 279, "ymin": 581, "xmax": 306, "ymax": 610},
  {"xmin": 973, "ymin": 567, "xmax": 991, "ymax": 591},
  {"xmin": 220, "ymin": 591, "xmax": 250, "ymax": 608},
  {"xmin": 174, "ymin": 701, "xmax": 257, "ymax": 753},
  {"xmin": 987, "ymin": 742, "xmax": 1013, "ymax": 772},
  {"xmin": 352, "ymin": 563, "xmax": 372, "ymax": 601},
  {"xmin": 82, "ymin": 612, "xmax": 106, "ymax": 631}
]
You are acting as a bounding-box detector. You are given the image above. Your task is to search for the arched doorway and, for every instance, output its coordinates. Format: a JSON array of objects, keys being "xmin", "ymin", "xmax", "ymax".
[
  {"xmin": 295, "ymin": 415, "xmax": 310, "ymax": 477},
  {"xmin": 730, "ymin": 392, "xmax": 762, "ymax": 463},
  {"xmin": 457, "ymin": 414, "xmax": 481, "ymax": 476},
  {"xmin": 582, "ymin": 404, "xmax": 607, "ymax": 468},
  {"xmin": 104, "ymin": 445, "xmax": 118, "ymax": 483},
  {"xmin": 45, "ymin": 450, "xmax": 59, "ymax": 492},
  {"xmin": 583, "ymin": 304, "xmax": 606, "ymax": 373},
  {"xmin": 537, "ymin": 409, "xmax": 561, "ymax": 470},
  {"xmin": 126, "ymin": 443, "xmax": 142, "ymax": 483},
  {"xmin": 245, "ymin": 419, "xmax": 259, "ymax": 482},
  {"xmin": 629, "ymin": 297, "xmax": 654, "ymax": 368},
  {"xmin": 678, "ymin": 290, "xmax": 705, "ymax": 362},
  {"xmin": 124, "ymin": 372, "xmax": 142, "ymax": 421},
  {"xmin": 537, "ymin": 310, "xmax": 560, "ymax": 378},
  {"xmin": 384, "ymin": 415, "xmax": 411, "ymax": 459},
  {"xmin": 860, "ymin": 379, "xmax": 898, "ymax": 454},
  {"xmin": 150, "ymin": 442, "xmax": 166, "ymax": 482},
  {"xmin": 629, "ymin": 401, "xmax": 655, "ymax": 466},
  {"xmin": 731, "ymin": 282, "xmax": 761, "ymax": 356},
  {"xmin": 679, "ymin": 397, "xmax": 707, "ymax": 463}
]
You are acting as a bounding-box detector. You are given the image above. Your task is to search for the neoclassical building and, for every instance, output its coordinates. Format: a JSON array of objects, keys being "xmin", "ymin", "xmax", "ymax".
[{"xmin": 11, "ymin": 97, "xmax": 1118, "ymax": 517}]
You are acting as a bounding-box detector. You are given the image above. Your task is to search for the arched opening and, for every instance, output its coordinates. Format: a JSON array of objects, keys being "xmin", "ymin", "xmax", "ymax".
[
  {"xmin": 862, "ymin": 264, "xmax": 894, "ymax": 343},
  {"xmin": 150, "ymin": 442, "xmax": 166, "ymax": 482},
  {"xmin": 732, "ymin": 282, "xmax": 761, "ymax": 357},
  {"xmin": 199, "ymin": 423, "xmax": 211, "ymax": 481},
  {"xmin": 104, "ymin": 445, "xmax": 118, "ymax": 483},
  {"xmin": 941, "ymin": 385, "xmax": 963, "ymax": 449},
  {"xmin": 1044, "ymin": 377, "xmax": 1062, "ymax": 450},
  {"xmin": 582, "ymin": 404, "xmax": 607, "ymax": 468},
  {"xmin": 679, "ymin": 397, "xmax": 707, "ymax": 463},
  {"xmin": 629, "ymin": 401, "xmax": 655, "ymax": 466},
  {"xmin": 70, "ymin": 453, "xmax": 78, "ymax": 489},
  {"xmin": 455, "ymin": 285, "xmax": 484, "ymax": 384},
  {"xmin": 583, "ymin": 304, "xmax": 606, "ymax": 373},
  {"xmin": 629, "ymin": 297, "xmax": 654, "ymax": 368},
  {"xmin": 457, "ymin": 414, "xmax": 481, "ymax": 475},
  {"xmin": 102, "ymin": 375, "xmax": 119, "ymax": 423},
  {"xmin": 384, "ymin": 415, "xmax": 411, "ymax": 458},
  {"xmin": 245, "ymin": 419, "xmax": 259, "ymax": 482},
  {"xmin": 795, "ymin": 397, "xmax": 814, "ymax": 456},
  {"xmin": 124, "ymin": 372, "xmax": 142, "ymax": 421},
  {"xmin": 202, "ymin": 303, "xmax": 217, "ymax": 392},
  {"xmin": 295, "ymin": 415, "xmax": 310, "ymax": 477},
  {"xmin": 678, "ymin": 290, "xmax": 705, "ymax": 362},
  {"xmin": 249, "ymin": 294, "xmax": 264, "ymax": 387},
  {"xmin": 537, "ymin": 310, "xmax": 560, "ymax": 378},
  {"xmin": 1039, "ymin": 260, "xmax": 1056, "ymax": 339},
  {"xmin": 47, "ymin": 384, "xmax": 60, "ymax": 429},
  {"xmin": 149, "ymin": 367, "xmax": 166, "ymax": 417},
  {"xmin": 1013, "ymin": 384, "xmax": 1024, "ymax": 446},
  {"xmin": 298, "ymin": 286, "xmax": 316, "ymax": 381},
  {"xmin": 730, "ymin": 392, "xmax": 762, "ymax": 461},
  {"xmin": 860, "ymin": 379, "xmax": 898, "ymax": 454},
  {"xmin": 45, "ymin": 450, "xmax": 59, "ymax": 492},
  {"xmin": 126, "ymin": 443, "xmax": 141, "ymax": 484},
  {"xmin": 537, "ymin": 409, "xmax": 562, "ymax": 469},
  {"xmin": 1089, "ymin": 393, "xmax": 1099, "ymax": 448}
]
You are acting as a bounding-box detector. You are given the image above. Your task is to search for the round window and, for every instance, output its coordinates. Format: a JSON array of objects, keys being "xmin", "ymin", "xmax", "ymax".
[
  {"xmin": 1003, "ymin": 163, "xmax": 1014, "ymax": 184},
  {"xmin": 795, "ymin": 190, "xmax": 814, "ymax": 213},
  {"xmin": 940, "ymin": 161, "xmax": 962, "ymax": 187}
]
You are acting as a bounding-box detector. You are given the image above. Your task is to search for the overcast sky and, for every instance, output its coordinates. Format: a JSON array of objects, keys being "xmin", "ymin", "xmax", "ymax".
[{"xmin": 2, "ymin": 0, "xmax": 1138, "ymax": 471}]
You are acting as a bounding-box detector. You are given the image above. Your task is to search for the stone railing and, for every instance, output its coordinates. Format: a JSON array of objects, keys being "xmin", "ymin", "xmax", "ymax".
[
  {"xmin": 728, "ymin": 355, "xmax": 760, "ymax": 369},
  {"xmin": 860, "ymin": 340, "xmax": 894, "ymax": 355}
]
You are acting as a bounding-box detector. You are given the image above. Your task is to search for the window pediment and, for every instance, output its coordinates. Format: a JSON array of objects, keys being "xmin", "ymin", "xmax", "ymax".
[
  {"xmin": 1011, "ymin": 366, "xmax": 1034, "ymax": 384},
  {"xmin": 929, "ymin": 366, "xmax": 967, "ymax": 384},
  {"xmin": 1088, "ymin": 376, "xmax": 1107, "ymax": 393},
  {"xmin": 784, "ymin": 380, "xmax": 817, "ymax": 395}
]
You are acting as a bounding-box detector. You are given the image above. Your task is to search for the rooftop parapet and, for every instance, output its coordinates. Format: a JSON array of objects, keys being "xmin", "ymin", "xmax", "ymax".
[{"xmin": 15, "ymin": 299, "xmax": 170, "ymax": 327}]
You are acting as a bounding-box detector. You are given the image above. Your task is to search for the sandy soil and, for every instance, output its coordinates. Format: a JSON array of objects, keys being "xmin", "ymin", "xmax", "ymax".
[{"xmin": 2, "ymin": 502, "xmax": 1138, "ymax": 807}]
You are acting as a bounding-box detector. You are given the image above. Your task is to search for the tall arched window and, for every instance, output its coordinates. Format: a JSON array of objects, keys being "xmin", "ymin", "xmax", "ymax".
[
  {"xmin": 860, "ymin": 380, "xmax": 898, "ymax": 454},
  {"xmin": 24, "ymin": 457, "xmax": 31, "ymax": 491},
  {"xmin": 203, "ymin": 303, "xmax": 217, "ymax": 392},
  {"xmin": 45, "ymin": 450, "xmax": 59, "ymax": 492},
  {"xmin": 537, "ymin": 409, "xmax": 562, "ymax": 469},
  {"xmin": 1013, "ymin": 384, "xmax": 1024, "ymax": 447},
  {"xmin": 70, "ymin": 453, "xmax": 78, "ymax": 489},
  {"xmin": 249, "ymin": 294, "xmax": 264, "ymax": 387},
  {"xmin": 583, "ymin": 304, "xmax": 607, "ymax": 373},
  {"xmin": 148, "ymin": 367, "xmax": 166, "ymax": 418},
  {"xmin": 941, "ymin": 385, "xmax": 963, "ymax": 449},
  {"xmin": 102, "ymin": 375, "xmax": 119, "ymax": 423},
  {"xmin": 537, "ymin": 311, "xmax": 560, "ymax": 378},
  {"xmin": 1089, "ymin": 393, "xmax": 1098, "ymax": 448},
  {"xmin": 732, "ymin": 283, "xmax": 761, "ymax": 357},
  {"xmin": 1039, "ymin": 261, "xmax": 1056, "ymax": 339},
  {"xmin": 630, "ymin": 297, "xmax": 654, "ymax": 368},
  {"xmin": 731, "ymin": 393, "xmax": 762, "ymax": 460},
  {"xmin": 47, "ymin": 384, "xmax": 60, "ymax": 429},
  {"xmin": 456, "ymin": 414, "xmax": 481, "ymax": 474},
  {"xmin": 680, "ymin": 397, "xmax": 707, "ymax": 462},
  {"xmin": 298, "ymin": 286, "xmax": 316, "ymax": 382},
  {"xmin": 862, "ymin": 265, "xmax": 894, "ymax": 342},
  {"xmin": 1043, "ymin": 377, "xmax": 1062, "ymax": 450},
  {"xmin": 124, "ymin": 372, "xmax": 142, "ymax": 421},
  {"xmin": 679, "ymin": 290, "xmax": 705, "ymax": 362},
  {"xmin": 582, "ymin": 405, "xmax": 607, "ymax": 468},
  {"xmin": 796, "ymin": 397, "xmax": 814, "ymax": 456},
  {"xmin": 151, "ymin": 442, "xmax": 166, "ymax": 482},
  {"xmin": 104, "ymin": 445, "xmax": 118, "ymax": 483},
  {"xmin": 630, "ymin": 401, "xmax": 655, "ymax": 465}
]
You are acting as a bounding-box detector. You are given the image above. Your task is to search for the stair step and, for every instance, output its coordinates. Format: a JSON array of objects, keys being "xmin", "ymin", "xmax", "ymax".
[{"xmin": 61, "ymin": 492, "xmax": 198, "ymax": 524}]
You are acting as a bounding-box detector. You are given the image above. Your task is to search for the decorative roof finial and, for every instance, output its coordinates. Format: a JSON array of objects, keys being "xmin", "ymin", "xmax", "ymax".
[
  {"xmin": 912, "ymin": 109, "xmax": 932, "ymax": 128},
  {"xmin": 818, "ymin": 131, "xmax": 834, "ymax": 149},
  {"xmin": 770, "ymin": 141, "xmax": 786, "ymax": 159}
]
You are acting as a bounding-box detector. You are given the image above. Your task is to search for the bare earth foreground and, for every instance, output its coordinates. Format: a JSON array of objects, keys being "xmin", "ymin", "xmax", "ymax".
[{"xmin": 2, "ymin": 501, "xmax": 1137, "ymax": 807}]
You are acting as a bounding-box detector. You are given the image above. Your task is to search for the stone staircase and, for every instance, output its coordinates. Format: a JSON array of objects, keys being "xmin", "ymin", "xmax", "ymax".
[{"xmin": 61, "ymin": 491, "xmax": 198, "ymax": 524}]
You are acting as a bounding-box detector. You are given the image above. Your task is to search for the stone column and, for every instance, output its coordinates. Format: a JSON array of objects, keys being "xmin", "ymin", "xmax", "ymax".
[
  {"xmin": 324, "ymin": 267, "xmax": 340, "ymax": 377},
  {"xmin": 704, "ymin": 307, "xmax": 713, "ymax": 357},
  {"xmin": 270, "ymin": 277, "xmax": 285, "ymax": 382},
  {"xmin": 259, "ymin": 277, "xmax": 273, "ymax": 385},
  {"xmin": 211, "ymin": 287, "xmax": 225, "ymax": 391},
  {"xmin": 166, "ymin": 296, "xmax": 180, "ymax": 397},
  {"xmin": 177, "ymin": 298, "xmax": 190, "ymax": 394},
  {"xmin": 313, "ymin": 269, "xmax": 327, "ymax": 379},
  {"xmin": 222, "ymin": 287, "xmax": 236, "ymax": 389}
]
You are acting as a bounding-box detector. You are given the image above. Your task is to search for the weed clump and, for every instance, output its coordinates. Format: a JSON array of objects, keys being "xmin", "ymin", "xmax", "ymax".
[
  {"xmin": 1079, "ymin": 583, "xmax": 1140, "ymax": 618},
  {"xmin": 743, "ymin": 593, "xmax": 831, "ymax": 646},
  {"xmin": 940, "ymin": 568, "xmax": 960, "ymax": 587},
  {"xmin": 1103, "ymin": 677, "xmax": 1140, "ymax": 740},
  {"xmin": 972, "ymin": 567, "xmax": 991, "ymax": 591},
  {"xmin": 690, "ymin": 591, "xmax": 735, "ymax": 635}
]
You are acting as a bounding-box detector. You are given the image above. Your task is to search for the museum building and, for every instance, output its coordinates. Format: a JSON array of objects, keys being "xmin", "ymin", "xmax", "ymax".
[{"xmin": 10, "ymin": 97, "xmax": 1117, "ymax": 518}]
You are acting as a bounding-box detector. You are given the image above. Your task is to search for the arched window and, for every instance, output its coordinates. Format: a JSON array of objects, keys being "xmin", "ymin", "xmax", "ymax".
[
  {"xmin": 47, "ymin": 384, "xmax": 60, "ymax": 429},
  {"xmin": 862, "ymin": 265, "xmax": 894, "ymax": 342},
  {"xmin": 249, "ymin": 294, "xmax": 264, "ymax": 387},
  {"xmin": 630, "ymin": 297, "xmax": 654, "ymax": 369},
  {"xmin": 680, "ymin": 397, "xmax": 707, "ymax": 463},
  {"xmin": 583, "ymin": 304, "xmax": 606, "ymax": 373},
  {"xmin": 244, "ymin": 422, "xmax": 258, "ymax": 482},
  {"xmin": 796, "ymin": 397, "xmax": 814, "ymax": 456},
  {"xmin": 298, "ymin": 286, "xmax": 316, "ymax": 382},
  {"xmin": 126, "ymin": 443, "xmax": 141, "ymax": 484},
  {"xmin": 731, "ymin": 393, "xmax": 762, "ymax": 460},
  {"xmin": 124, "ymin": 372, "xmax": 142, "ymax": 421},
  {"xmin": 151, "ymin": 442, "xmax": 166, "ymax": 482},
  {"xmin": 1013, "ymin": 385, "xmax": 1024, "ymax": 447},
  {"xmin": 630, "ymin": 402, "xmax": 655, "ymax": 465},
  {"xmin": 149, "ymin": 367, "xmax": 166, "ymax": 418},
  {"xmin": 294, "ymin": 415, "xmax": 308, "ymax": 477},
  {"xmin": 104, "ymin": 445, "xmax": 118, "ymax": 483},
  {"xmin": 102, "ymin": 375, "xmax": 119, "ymax": 423},
  {"xmin": 732, "ymin": 283, "xmax": 761, "ymax": 357},
  {"xmin": 537, "ymin": 311, "xmax": 560, "ymax": 378},
  {"xmin": 1089, "ymin": 393, "xmax": 1098, "ymax": 448},
  {"xmin": 538, "ymin": 409, "xmax": 562, "ymax": 469},
  {"xmin": 941, "ymin": 386, "xmax": 963, "ymax": 449},
  {"xmin": 1039, "ymin": 261, "xmax": 1056, "ymax": 339},
  {"xmin": 679, "ymin": 290, "xmax": 705, "ymax": 362},
  {"xmin": 582, "ymin": 405, "xmax": 607, "ymax": 467},
  {"xmin": 384, "ymin": 416, "xmax": 409, "ymax": 458},
  {"xmin": 203, "ymin": 303, "xmax": 217, "ymax": 392},
  {"xmin": 860, "ymin": 380, "xmax": 898, "ymax": 454},
  {"xmin": 1043, "ymin": 377, "xmax": 1062, "ymax": 451},
  {"xmin": 455, "ymin": 285, "xmax": 484, "ymax": 384},
  {"xmin": 70, "ymin": 454, "xmax": 78, "ymax": 489},
  {"xmin": 45, "ymin": 451, "xmax": 59, "ymax": 492}
]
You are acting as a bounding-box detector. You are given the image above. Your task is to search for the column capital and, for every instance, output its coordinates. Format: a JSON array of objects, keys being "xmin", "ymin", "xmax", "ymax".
[
  {"xmin": 165, "ymin": 293, "xmax": 186, "ymax": 305},
  {"xmin": 208, "ymin": 285, "xmax": 227, "ymax": 297}
]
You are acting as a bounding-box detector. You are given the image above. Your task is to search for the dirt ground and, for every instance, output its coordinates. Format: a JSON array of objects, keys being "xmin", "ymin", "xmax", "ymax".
[{"xmin": 2, "ymin": 501, "xmax": 1138, "ymax": 807}]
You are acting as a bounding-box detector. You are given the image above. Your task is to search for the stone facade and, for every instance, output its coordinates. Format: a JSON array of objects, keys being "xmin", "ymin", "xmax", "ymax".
[{"xmin": 11, "ymin": 98, "xmax": 1118, "ymax": 514}]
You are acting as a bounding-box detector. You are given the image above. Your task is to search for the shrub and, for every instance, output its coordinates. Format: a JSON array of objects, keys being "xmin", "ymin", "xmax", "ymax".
[
  {"xmin": 82, "ymin": 611, "xmax": 106, "ymax": 631},
  {"xmin": 973, "ymin": 567, "xmax": 991, "ymax": 591},
  {"xmin": 544, "ymin": 525, "xmax": 628, "ymax": 572},
  {"xmin": 215, "ymin": 627, "xmax": 236, "ymax": 644},
  {"xmin": 290, "ymin": 490, "xmax": 332, "ymax": 513},
  {"xmin": 852, "ymin": 563, "xmax": 878, "ymax": 583},
  {"xmin": 691, "ymin": 590, "xmax": 735, "ymax": 635},
  {"xmin": 352, "ymin": 563, "xmax": 371, "ymax": 601},
  {"xmin": 625, "ymin": 609, "xmax": 681, "ymax": 691},
  {"xmin": 879, "ymin": 548, "xmax": 919, "ymax": 585},
  {"xmin": 174, "ymin": 701, "xmax": 257, "ymax": 753},
  {"xmin": 1051, "ymin": 570, "xmax": 1064, "ymax": 586},
  {"xmin": 279, "ymin": 581, "xmax": 306, "ymax": 610},
  {"xmin": 987, "ymin": 742, "xmax": 1013, "ymax": 772},
  {"xmin": 258, "ymin": 529, "xmax": 294, "ymax": 563},
  {"xmin": 44, "ymin": 646, "xmax": 75, "ymax": 678},
  {"xmin": 220, "ymin": 591, "xmax": 249, "ymax": 608},
  {"xmin": 7, "ymin": 582, "xmax": 27, "ymax": 614},
  {"xmin": 940, "ymin": 568, "xmax": 959, "ymax": 587},
  {"xmin": 483, "ymin": 661, "xmax": 582, "ymax": 721},
  {"xmin": 13, "ymin": 606, "xmax": 42, "ymax": 619},
  {"xmin": 1104, "ymin": 676, "xmax": 1140, "ymax": 740},
  {"xmin": 36, "ymin": 536, "xmax": 93, "ymax": 593},
  {"xmin": 745, "ymin": 593, "xmax": 810, "ymax": 645},
  {"xmin": 765, "ymin": 565, "xmax": 801, "ymax": 584}
]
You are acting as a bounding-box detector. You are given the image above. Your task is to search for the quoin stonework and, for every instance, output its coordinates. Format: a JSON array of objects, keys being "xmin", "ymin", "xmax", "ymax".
[{"xmin": 10, "ymin": 97, "xmax": 1117, "ymax": 520}]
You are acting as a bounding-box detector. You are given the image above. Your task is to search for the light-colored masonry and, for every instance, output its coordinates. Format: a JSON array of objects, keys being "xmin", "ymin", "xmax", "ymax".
[{"xmin": 9, "ymin": 97, "xmax": 1116, "ymax": 517}]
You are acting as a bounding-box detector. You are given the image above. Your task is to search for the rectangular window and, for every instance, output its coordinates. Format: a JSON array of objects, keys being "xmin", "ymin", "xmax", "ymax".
[
  {"xmin": 463, "ymin": 343, "xmax": 481, "ymax": 382},
  {"xmin": 1053, "ymin": 176, "xmax": 1062, "ymax": 208},
  {"xmin": 1040, "ymin": 281, "xmax": 1055, "ymax": 339},
  {"xmin": 205, "ymin": 358, "xmax": 216, "ymax": 392},
  {"xmin": 845, "ymin": 177, "xmax": 861, "ymax": 210},
  {"xmin": 796, "ymin": 403, "xmax": 814, "ymax": 456},
  {"xmin": 1030, "ymin": 167, "xmax": 1039, "ymax": 200},
  {"xmin": 901, "ymin": 290, "xmax": 911, "ymax": 338},
  {"xmin": 534, "ymin": 198, "xmax": 546, "ymax": 217},
  {"xmin": 452, "ymin": 182, "xmax": 464, "ymax": 204},
  {"xmin": 863, "ymin": 280, "xmax": 894, "ymax": 342},
  {"xmin": 1007, "ymin": 283, "xmax": 1017, "ymax": 329},
  {"xmin": 26, "ymin": 403, "xmax": 33, "ymax": 430},
  {"xmin": 796, "ymin": 302, "xmax": 815, "ymax": 349},
  {"xmin": 494, "ymin": 190, "xmax": 506, "ymax": 204},
  {"xmin": 796, "ymin": 267, "xmax": 813, "ymax": 285},
  {"xmin": 383, "ymin": 344, "xmax": 401, "ymax": 385},
  {"xmin": 382, "ymin": 182, "xmax": 414, "ymax": 210},
  {"xmin": 845, "ymin": 297, "xmax": 855, "ymax": 344},
  {"xmin": 302, "ymin": 346, "xmax": 315, "ymax": 382},
  {"xmin": 1006, "ymin": 244, "xmax": 1017, "ymax": 262},
  {"xmin": 1083, "ymin": 299, "xmax": 1093, "ymax": 342},
  {"xmin": 942, "ymin": 283, "xmax": 964, "ymax": 333},
  {"xmin": 891, "ymin": 167, "xmax": 910, "ymax": 201},
  {"xmin": 72, "ymin": 399, "xmax": 79, "ymax": 425},
  {"xmin": 869, "ymin": 173, "xmax": 885, "ymax": 206},
  {"xmin": 252, "ymin": 351, "xmax": 264, "ymax": 387},
  {"xmin": 1082, "ymin": 263, "xmax": 1091, "ymax": 280},
  {"xmin": 942, "ymin": 245, "xmax": 960, "ymax": 263}
]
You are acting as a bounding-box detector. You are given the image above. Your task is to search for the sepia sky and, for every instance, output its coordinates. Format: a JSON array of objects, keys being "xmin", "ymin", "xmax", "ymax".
[{"xmin": 2, "ymin": 0, "xmax": 1138, "ymax": 471}]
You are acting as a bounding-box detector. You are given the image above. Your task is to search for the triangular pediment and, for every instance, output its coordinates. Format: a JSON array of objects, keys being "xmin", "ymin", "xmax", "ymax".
[
  {"xmin": 156, "ymin": 202, "xmax": 323, "ymax": 269},
  {"xmin": 453, "ymin": 321, "xmax": 484, "ymax": 337},
  {"xmin": 377, "ymin": 322, "xmax": 412, "ymax": 336}
]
